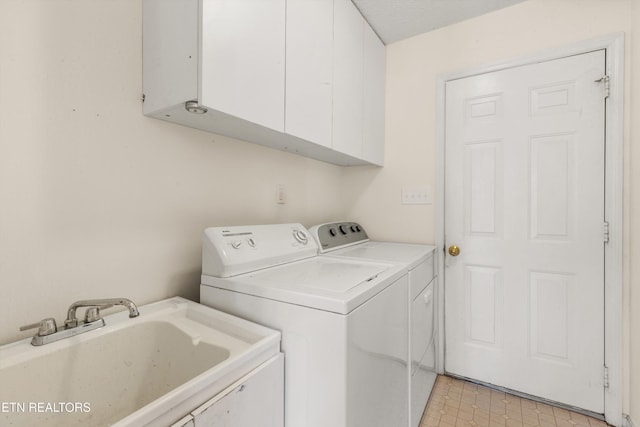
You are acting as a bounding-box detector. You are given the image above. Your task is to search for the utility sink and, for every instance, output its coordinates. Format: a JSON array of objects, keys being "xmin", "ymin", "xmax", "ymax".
[{"xmin": 0, "ymin": 297, "xmax": 281, "ymax": 427}]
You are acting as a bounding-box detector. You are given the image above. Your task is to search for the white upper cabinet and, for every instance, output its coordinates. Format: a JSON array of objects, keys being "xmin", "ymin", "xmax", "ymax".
[
  {"xmin": 332, "ymin": 0, "xmax": 364, "ymax": 159},
  {"xmin": 142, "ymin": 0, "xmax": 200, "ymax": 115},
  {"xmin": 200, "ymin": 0, "xmax": 285, "ymax": 132},
  {"xmin": 285, "ymin": 0, "xmax": 334, "ymax": 148},
  {"xmin": 362, "ymin": 23, "xmax": 386, "ymax": 166},
  {"xmin": 143, "ymin": 0, "xmax": 385, "ymax": 167}
]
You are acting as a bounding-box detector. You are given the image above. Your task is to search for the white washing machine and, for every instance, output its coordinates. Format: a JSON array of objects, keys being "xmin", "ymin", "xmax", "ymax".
[
  {"xmin": 309, "ymin": 222, "xmax": 437, "ymax": 427},
  {"xmin": 199, "ymin": 223, "xmax": 409, "ymax": 427}
]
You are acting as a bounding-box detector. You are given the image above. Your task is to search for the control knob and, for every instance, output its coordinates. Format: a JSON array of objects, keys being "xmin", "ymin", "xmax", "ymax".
[
  {"xmin": 293, "ymin": 229, "xmax": 308, "ymax": 244},
  {"xmin": 339, "ymin": 225, "xmax": 348, "ymax": 235}
]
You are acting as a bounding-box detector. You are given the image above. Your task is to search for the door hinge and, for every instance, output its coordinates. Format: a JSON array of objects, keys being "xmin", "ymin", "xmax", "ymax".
[
  {"xmin": 604, "ymin": 221, "xmax": 610, "ymax": 243},
  {"xmin": 595, "ymin": 75, "xmax": 610, "ymax": 99},
  {"xmin": 604, "ymin": 365, "xmax": 610, "ymax": 389}
]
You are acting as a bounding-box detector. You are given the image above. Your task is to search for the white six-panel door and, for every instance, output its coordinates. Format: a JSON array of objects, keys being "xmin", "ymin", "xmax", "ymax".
[{"xmin": 444, "ymin": 50, "xmax": 606, "ymax": 413}]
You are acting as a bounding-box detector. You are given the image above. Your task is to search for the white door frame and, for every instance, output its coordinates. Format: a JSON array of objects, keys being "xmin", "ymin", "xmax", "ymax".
[{"xmin": 435, "ymin": 33, "xmax": 624, "ymax": 426}]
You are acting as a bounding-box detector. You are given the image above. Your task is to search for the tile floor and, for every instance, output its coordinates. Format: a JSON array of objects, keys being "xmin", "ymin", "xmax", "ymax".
[{"xmin": 420, "ymin": 376, "xmax": 608, "ymax": 427}]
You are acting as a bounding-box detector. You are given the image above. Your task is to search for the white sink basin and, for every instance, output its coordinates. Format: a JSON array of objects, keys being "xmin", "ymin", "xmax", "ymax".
[{"xmin": 0, "ymin": 297, "xmax": 281, "ymax": 427}]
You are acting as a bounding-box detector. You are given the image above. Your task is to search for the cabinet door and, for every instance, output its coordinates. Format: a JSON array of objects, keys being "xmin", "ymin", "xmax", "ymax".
[
  {"xmin": 192, "ymin": 354, "xmax": 284, "ymax": 427},
  {"xmin": 362, "ymin": 24, "xmax": 385, "ymax": 166},
  {"xmin": 285, "ymin": 0, "xmax": 333, "ymax": 147},
  {"xmin": 332, "ymin": 0, "xmax": 363, "ymax": 158},
  {"xmin": 200, "ymin": 0, "xmax": 285, "ymax": 132}
]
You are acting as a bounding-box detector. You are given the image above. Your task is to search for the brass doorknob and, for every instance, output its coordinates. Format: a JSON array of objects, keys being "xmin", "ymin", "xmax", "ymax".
[{"xmin": 448, "ymin": 245, "xmax": 460, "ymax": 256}]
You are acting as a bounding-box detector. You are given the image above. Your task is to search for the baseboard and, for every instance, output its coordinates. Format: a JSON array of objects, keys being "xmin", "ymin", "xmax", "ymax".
[{"xmin": 623, "ymin": 414, "xmax": 636, "ymax": 427}]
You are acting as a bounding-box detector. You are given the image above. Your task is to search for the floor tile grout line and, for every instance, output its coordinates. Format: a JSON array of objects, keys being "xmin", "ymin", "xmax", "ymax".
[{"xmin": 420, "ymin": 376, "xmax": 611, "ymax": 427}]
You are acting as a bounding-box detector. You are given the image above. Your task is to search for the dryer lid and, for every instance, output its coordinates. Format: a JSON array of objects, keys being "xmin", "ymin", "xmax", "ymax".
[{"xmin": 331, "ymin": 241, "xmax": 435, "ymax": 266}]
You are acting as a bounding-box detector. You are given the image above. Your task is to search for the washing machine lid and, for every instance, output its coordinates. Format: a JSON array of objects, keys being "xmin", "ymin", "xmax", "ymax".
[
  {"xmin": 329, "ymin": 241, "xmax": 436, "ymax": 269},
  {"xmin": 201, "ymin": 256, "xmax": 405, "ymax": 314}
]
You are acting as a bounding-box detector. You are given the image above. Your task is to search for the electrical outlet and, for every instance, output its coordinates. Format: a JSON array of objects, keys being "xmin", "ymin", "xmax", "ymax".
[
  {"xmin": 276, "ymin": 185, "xmax": 286, "ymax": 204},
  {"xmin": 401, "ymin": 186, "xmax": 432, "ymax": 205}
]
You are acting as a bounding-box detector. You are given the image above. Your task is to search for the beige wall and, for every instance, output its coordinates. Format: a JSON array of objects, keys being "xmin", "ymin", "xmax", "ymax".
[
  {"xmin": 344, "ymin": 0, "xmax": 637, "ymax": 422},
  {"xmin": 0, "ymin": 0, "xmax": 346, "ymax": 345}
]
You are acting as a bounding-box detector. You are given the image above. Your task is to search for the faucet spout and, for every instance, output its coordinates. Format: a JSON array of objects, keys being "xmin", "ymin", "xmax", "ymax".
[{"xmin": 65, "ymin": 298, "xmax": 139, "ymax": 328}]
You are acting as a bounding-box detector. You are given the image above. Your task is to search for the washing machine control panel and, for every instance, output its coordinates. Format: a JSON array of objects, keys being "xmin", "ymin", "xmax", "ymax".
[
  {"xmin": 309, "ymin": 222, "xmax": 369, "ymax": 253},
  {"xmin": 202, "ymin": 223, "xmax": 317, "ymax": 277}
]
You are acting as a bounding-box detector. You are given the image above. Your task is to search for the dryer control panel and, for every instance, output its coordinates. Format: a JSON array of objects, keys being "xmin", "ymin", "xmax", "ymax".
[{"xmin": 308, "ymin": 222, "xmax": 369, "ymax": 253}]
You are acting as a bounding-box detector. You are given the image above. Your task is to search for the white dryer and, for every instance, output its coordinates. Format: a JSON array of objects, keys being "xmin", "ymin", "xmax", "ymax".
[
  {"xmin": 309, "ymin": 222, "xmax": 437, "ymax": 427},
  {"xmin": 199, "ymin": 223, "xmax": 409, "ymax": 427}
]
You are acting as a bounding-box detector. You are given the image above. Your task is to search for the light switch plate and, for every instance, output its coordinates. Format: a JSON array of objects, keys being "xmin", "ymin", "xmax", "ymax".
[{"xmin": 401, "ymin": 186, "xmax": 432, "ymax": 205}]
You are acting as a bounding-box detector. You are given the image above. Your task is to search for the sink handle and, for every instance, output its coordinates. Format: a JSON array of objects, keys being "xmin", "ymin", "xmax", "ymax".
[
  {"xmin": 19, "ymin": 318, "xmax": 58, "ymax": 336},
  {"xmin": 84, "ymin": 305, "xmax": 114, "ymax": 323}
]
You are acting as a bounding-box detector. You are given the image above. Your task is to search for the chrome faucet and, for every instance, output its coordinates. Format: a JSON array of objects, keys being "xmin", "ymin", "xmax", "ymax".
[
  {"xmin": 64, "ymin": 298, "xmax": 140, "ymax": 328},
  {"xmin": 20, "ymin": 298, "xmax": 139, "ymax": 346}
]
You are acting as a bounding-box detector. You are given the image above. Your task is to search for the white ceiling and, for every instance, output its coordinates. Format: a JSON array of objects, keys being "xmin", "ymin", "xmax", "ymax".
[{"xmin": 352, "ymin": 0, "xmax": 529, "ymax": 44}]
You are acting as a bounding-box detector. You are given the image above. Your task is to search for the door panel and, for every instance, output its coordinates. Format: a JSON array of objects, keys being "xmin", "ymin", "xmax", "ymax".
[{"xmin": 444, "ymin": 50, "xmax": 606, "ymax": 413}]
